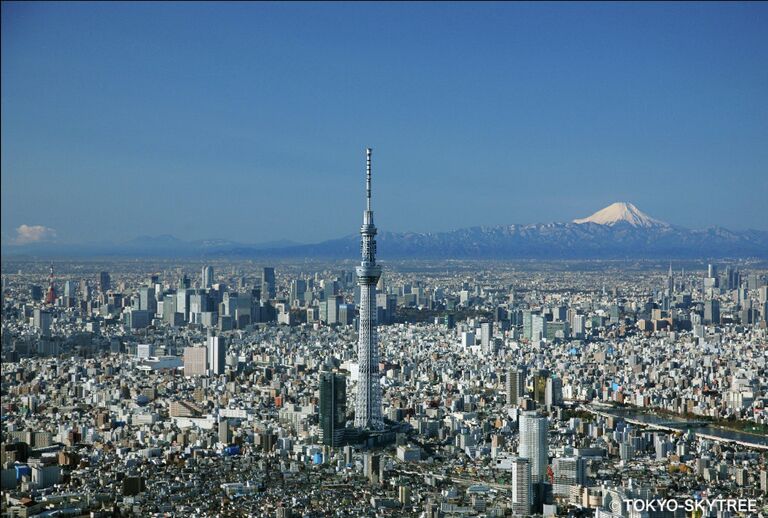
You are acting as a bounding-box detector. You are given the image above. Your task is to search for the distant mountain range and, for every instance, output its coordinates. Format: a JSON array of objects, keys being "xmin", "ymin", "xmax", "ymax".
[
  {"xmin": 5, "ymin": 203, "xmax": 767, "ymax": 259},
  {"xmin": 3, "ymin": 235, "xmax": 301, "ymax": 258}
]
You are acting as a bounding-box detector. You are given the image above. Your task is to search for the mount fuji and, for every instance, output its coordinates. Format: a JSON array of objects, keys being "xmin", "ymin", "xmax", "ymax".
[
  {"xmin": 213, "ymin": 202, "xmax": 766, "ymax": 260},
  {"xmin": 573, "ymin": 202, "xmax": 669, "ymax": 228}
]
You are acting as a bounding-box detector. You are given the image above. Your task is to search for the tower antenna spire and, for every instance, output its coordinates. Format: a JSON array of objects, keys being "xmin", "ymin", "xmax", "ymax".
[{"xmin": 366, "ymin": 147, "xmax": 372, "ymax": 211}]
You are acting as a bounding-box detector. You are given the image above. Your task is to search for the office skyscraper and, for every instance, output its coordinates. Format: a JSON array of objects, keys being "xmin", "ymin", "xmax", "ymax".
[
  {"xmin": 704, "ymin": 299, "xmax": 720, "ymax": 324},
  {"xmin": 33, "ymin": 308, "xmax": 52, "ymax": 336},
  {"xmin": 519, "ymin": 411, "xmax": 548, "ymax": 484},
  {"xmin": 138, "ymin": 287, "xmax": 157, "ymax": 315},
  {"xmin": 533, "ymin": 370, "xmax": 549, "ymax": 406},
  {"xmin": 320, "ymin": 372, "xmax": 347, "ymax": 446},
  {"xmin": 354, "ymin": 148, "xmax": 384, "ymax": 430},
  {"xmin": 262, "ymin": 267, "xmax": 276, "ymax": 301},
  {"xmin": 290, "ymin": 279, "xmax": 307, "ymax": 305},
  {"xmin": 99, "ymin": 271, "xmax": 111, "ymax": 293},
  {"xmin": 545, "ymin": 377, "xmax": 563, "ymax": 408},
  {"xmin": 207, "ymin": 336, "xmax": 226, "ymax": 376},
  {"xmin": 506, "ymin": 367, "xmax": 526, "ymax": 406},
  {"xmin": 202, "ymin": 265, "xmax": 214, "ymax": 289},
  {"xmin": 531, "ymin": 314, "xmax": 547, "ymax": 341}
]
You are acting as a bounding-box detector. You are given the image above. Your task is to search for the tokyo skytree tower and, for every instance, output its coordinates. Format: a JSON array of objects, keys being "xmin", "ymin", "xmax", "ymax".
[{"xmin": 354, "ymin": 148, "xmax": 384, "ymax": 430}]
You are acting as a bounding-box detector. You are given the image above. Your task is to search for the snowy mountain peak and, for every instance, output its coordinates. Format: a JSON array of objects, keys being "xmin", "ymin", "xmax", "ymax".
[{"xmin": 573, "ymin": 202, "xmax": 668, "ymax": 228}]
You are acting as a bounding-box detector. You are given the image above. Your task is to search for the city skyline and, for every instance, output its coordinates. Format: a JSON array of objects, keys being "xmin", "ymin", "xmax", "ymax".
[
  {"xmin": 3, "ymin": 2, "xmax": 768, "ymax": 246},
  {"xmin": 2, "ymin": 3, "xmax": 767, "ymax": 515}
]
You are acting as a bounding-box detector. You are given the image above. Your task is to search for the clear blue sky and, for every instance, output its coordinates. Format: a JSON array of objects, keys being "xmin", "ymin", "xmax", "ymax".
[{"xmin": 2, "ymin": 2, "xmax": 767, "ymax": 245}]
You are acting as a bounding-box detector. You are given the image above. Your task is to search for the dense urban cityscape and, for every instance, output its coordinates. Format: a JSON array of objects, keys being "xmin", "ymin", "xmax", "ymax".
[
  {"xmin": 2, "ymin": 151, "xmax": 767, "ymax": 517},
  {"xmin": 3, "ymin": 2, "xmax": 768, "ymax": 517}
]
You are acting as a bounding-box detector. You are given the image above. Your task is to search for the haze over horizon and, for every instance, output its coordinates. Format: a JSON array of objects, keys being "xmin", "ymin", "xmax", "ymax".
[{"xmin": 2, "ymin": 2, "xmax": 768, "ymax": 246}]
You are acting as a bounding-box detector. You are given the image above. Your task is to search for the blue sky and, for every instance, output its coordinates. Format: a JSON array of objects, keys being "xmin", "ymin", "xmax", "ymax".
[{"xmin": 2, "ymin": 2, "xmax": 767, "ymax": 245}]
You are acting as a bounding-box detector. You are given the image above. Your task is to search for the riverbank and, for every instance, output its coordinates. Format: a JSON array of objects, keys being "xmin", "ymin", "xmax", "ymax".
[{"xmin": 583, "ymin": 403, "xmax": 768, "ymax": 450}]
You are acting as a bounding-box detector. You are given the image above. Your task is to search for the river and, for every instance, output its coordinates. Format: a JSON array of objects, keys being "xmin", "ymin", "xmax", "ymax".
[{"xmin": 586, "ymin": 404, "xmax": 768, "ymax": 449}]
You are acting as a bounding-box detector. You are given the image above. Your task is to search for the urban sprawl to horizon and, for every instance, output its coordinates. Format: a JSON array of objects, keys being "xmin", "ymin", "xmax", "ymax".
[
  {"xmin": 2, "ymin": 2, "xmax": 767, "ymax": 518},
  {"xmin": 1, "ymin": 148, "xmax": 767, "ymax": 517}
]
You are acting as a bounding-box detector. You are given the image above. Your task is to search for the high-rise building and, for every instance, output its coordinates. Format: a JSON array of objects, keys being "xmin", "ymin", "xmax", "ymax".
[
  {"xmin": 506, "ymin": 367, "xmax": 526, "ymax": 406},
  {"xmin": 320, "ymin": 372, "xmax": 347, "ymax": 446},
  {"xmin": 162, "ymin": 294, "xmax": 178, "ymax": 323},
  {"xmin": 202, "ymin": 265, "xmax": 214, "ymax": 289},
  {"xmin": 510, "ymin": 457, "xmax": 532, "ymax": 515},
  {"xmin": 523, "ymin": 310, "xmax": 533, "ymax": 339},
  {"xmin": 519, "ymin": 411, "xmax": 548, "ymax": 484},
  {"xmin": 531, "ymin": 314, "xmax": 546, "ymax": 341},
  {"xmin": 99, "ymin": 271, "xmax": 111, "ymax": 293},
  {"xmin": 704, "ymin": 299, "xmax": 720, "ymax": 324},
  {"xmin": 79, "ymin": 279, "xmax": 89, "ymax": 301},
  {"xmin": 572, "ymin": 314, "xmax": 586, "ymax": 338},
  {"xmin": 30, "ymin": 285, "xmax": 43, "ymax": 301},
  {"xmin": 207, "ymin": 336, "xmax": 226, "ymax": 376},
  {"xmin": 136, "ymin": 343, "xmax": 154, "ymax": 359},
  {"xmin": 189, "ymin": 291, "xmax": 211, "ymax": 324},
  {"xmin": 44, "ymin": 264, "xmax": 56, "ymax": 305},
  {"xmin": 545, "ymin": 377, "xmax": 563, "ymax": 408},
  {"xmin": 262, "ymin": 267, "xmax": 276, "ymax": 301},
  {"xmin": 33, "ymin": 308, "xmax": 52, "ymax": 336},
  {"xmin": 324, "ymin": 295, "xmax": 342, "ymax": 325},
  {"xmin": 533, "ymin": 370, "xmax": 549, "ymax": 406},
  {"xmin": 125, "ymin": 309, "xmax": 149, "ymax": 329},
  {"xmin": 363, "ymin": 452, "xmax": 381, "ymax": 484},
  {"xmin": 177, "ymin": 289, "xmax": 190, "ymax": 322},
  {"xmin": 183, "ymin": 346, "xmax": 207, "ymax": 376},
  {"xmin": 376, "ymin": 293, "xmax": 397, "ymax": 325},
  {"xmin": 178, "ymin": 274, "xmax": 191, "ymax": 290},
  {"xmin": 290, "ymin": 279, "xmax": 307, "ymax": 305},
  {"xmin": 553, "ymin": 457, "xmax": 587, "ymax": 497},
  {"xmin": 354, "ymin": 148, "xmax": 384, "ymax": 430},
  {"xmin": 138, "ymin": 287, "xmax": 157, "ymax": 315},
  {"xmin": 729, "ymin": 268, "xmax": 742, "ymax": 291},
  {"xmin": 322, "ymin": 279, "xmax": 338, "ymax": 300},
  {"xmin": 666, "ymin": 262, "xmax": 675, "ymax": 295},
  {"xmin": 218, "ymin": 418, "xmax": 230, "ymax": 444},
  {"xmin": 338, "ymin": 303, "xmax": 355, "ymax": 325},
  {"xmin": 480, "ymin": 321, "xmax": 493, "ymax": 353}
]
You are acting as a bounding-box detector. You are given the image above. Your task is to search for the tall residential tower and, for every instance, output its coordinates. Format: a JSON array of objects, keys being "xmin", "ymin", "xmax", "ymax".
[
  {"xmin": 519, "ymin": 411, "xmax": 549, "ymax": 484},
  {"xmin": 354, "ymin": 148, "xmax": 384, "ymax": 430}
]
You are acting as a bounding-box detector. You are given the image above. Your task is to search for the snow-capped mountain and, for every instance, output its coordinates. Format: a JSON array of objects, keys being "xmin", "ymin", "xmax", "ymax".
[
  {"xmin": 573, "ymin": 202, "xmax": 669, "ymax": 228},
  {"xmin": 236, "ymin": 203, "xmax": 765, "ymax": 259}
]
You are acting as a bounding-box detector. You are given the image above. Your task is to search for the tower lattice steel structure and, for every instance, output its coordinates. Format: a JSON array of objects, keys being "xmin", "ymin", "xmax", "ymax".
[{"xmin": 354, "ymin": 147, "xmax": 384, "ymax": 430}]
